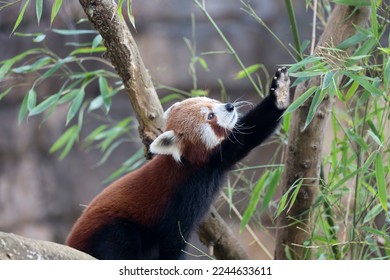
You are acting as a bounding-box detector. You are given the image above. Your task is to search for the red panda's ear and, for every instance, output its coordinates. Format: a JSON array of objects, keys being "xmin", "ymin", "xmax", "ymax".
[
  {"xmin": 163, "ymin": 102, "xmax": 180, "ymax": 119},
  {"xmin": 149, "ymin": 130, "xmax": 181, "ymax": 162}
]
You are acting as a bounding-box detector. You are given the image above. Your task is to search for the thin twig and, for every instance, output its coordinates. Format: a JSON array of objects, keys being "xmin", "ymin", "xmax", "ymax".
[{"xmin": 310, "ymin": 0, "xmax": 318, "ymax": 55}]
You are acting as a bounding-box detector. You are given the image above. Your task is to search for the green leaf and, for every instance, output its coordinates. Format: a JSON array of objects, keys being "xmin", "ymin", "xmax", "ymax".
[
  {"xmin": 343, "ymin": 71, "xmax": 382, "ymax": 96},
  {"xmin": 375, "ymin": 153, "xmax": 388, "ymax": 213},
  {"xmin": 0, "ymin": 48, "xmax": 41, "ymax": 79},
  {"xmin": 33, "ymin": 33, "xmax": 46, "ymax": 43},
  {"xmin": 288, "ymin": 56, "xmax": 323, "ymax": 73},
  {"xmin": 367, "ymin": 130, "xmax": 383, "ymax": 146},
  {"xmin": 289, "ymin": 71, "xmax": 325, "ymax": 78},
  {"xmin": 12, "ymin": 0, "xmax": 30, "ymax": 34},
  {"xmin": 84, "ymin": 125, "xmax": 108, "ymax": 145},
  {"xmin": 332, "ymin": 0, "xmax": 370, "ymax": 6},
  {"xmin": 337, "ymin": 32, "xmax": 367, "ymax": 50},
  {"xmin": 287, "ymin": 179, "xmax": 303, "ymax": 213},
  {"xmin": 0, "ymin": 88, "xmax": 12, "ymax": 101},
  {"xmin": 92, "ymin": 35, "xmax": 103, "ymax": 49},
  {"xmin": 36, "ymin": 0, "xmax": 43, "ymax": 24},
  {"xmin": 69, "ymin": 46, "xmax": 106, "ymax": 56},
  {"xmin": 88, "ymin": 96, "xmax": 104, "ymax": 112},
  {"xmin": 275, "ymin": 191, "xmax": 289, "ymax": 218},
  {"xmin": 50, "ymin": 125, "xmax": 80, "ymax": 160},
  {"xmin": 283, "ymin": 86, "xmax": 317, "ymax": 116},
  {"xmin": 58, "ymin": 89, "xmax": 80, "ymax": 104},
  {"xmin": 370, "ymin": 0, "xmax": 379, "ymax": 39},
  {"xmin": 18, "ymin": 93, "xmax": 29, "ymax": 125},
  {"xmin": 363, "ymin": 204, "xmax": 383, "ymax": 224},
  {"xmin": 304, "ymin": 88, "xmax": 326, "ymax": 129},
  {"xmin": 127, "ymin": 0, "xmax": 136, "ymax": 29},
  {"xmin": 198, "ymin": 57, "xmax": 209, "ymax": 72},
  {"xmin": 240, "ymin": 171, "xmax": 270, "ymax": 231},
  {"xmin": 52, "ymin": 29, "xmax": 97, "ymax": 36},
  {"xmin": 345, "ymin": 129, "xmax": 369, "ymax": 151},
  {"xmin": 66, "ymin": 88, "xmax": 85, "ymax": 125},
  {"xmin": 322, "ymin": 71, "xmax": 334, "ymax": 90},
  {"xmin": 384, "ymin": 58, "xmax": 390, "ymax": 88},
  {"xmin": 235, "ymin": 64, "xmax": 262, "ymax": 80},
  {"xmin": 51, "ymin": 0, "xmax": 63, "ymax": 24},
  {"xmin": 29, "ymin": 94, "xmax": 60, "ymax": 116},
  {"xmin": 12, "ymin": 56, "xmax": 51, "ymax": 74},
  {"xmin": 345, "ymin": 80, "xmax": 359, "ymax": 101},
  {"xmin": 261, "ymin": 167, "xmax": 283, "ymax": 213},
  {"xmin": 40, "ymin": 57, "xmax": 73, "ymax": 80},
  {"xmin": 27, "ymin": 88, "xmax": 37, "ymax": 111},
  {"xmin": 99, "ymin": 76, "xmax": 111, "ymax": 112}
]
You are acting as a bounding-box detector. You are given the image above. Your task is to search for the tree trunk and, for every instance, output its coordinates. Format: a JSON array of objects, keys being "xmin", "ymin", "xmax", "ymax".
[{"xmin": 274, "ymin": 5, "xmax": 370, "ymax": 260}]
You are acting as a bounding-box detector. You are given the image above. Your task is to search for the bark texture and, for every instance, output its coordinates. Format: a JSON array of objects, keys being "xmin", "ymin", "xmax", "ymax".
[
  {"xmin": 79, "ymin": 0, "xmax": 165, "ymax": 152},
  {"xmin": 78, "ymin": 0, "xmax": 246, "ymax": 259},
  {"xmin": 274, "ymin": 5, "xmax": 370, "ymax": 259},
  {"xmin": 0, "ymin": 231, "xmax": 95, "ymax": 260},
  {"xmin": 198, "ymin": 207, "xmax": 248, "ymax": 260}
]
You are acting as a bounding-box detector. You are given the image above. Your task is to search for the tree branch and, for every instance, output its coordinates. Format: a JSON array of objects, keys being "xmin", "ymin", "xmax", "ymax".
[
  {"xmin": 274, "ymin": 5, "xmax": 370, "ymax": 260},
  {"xmin": 78, "ymin": 0, "xmax": 246, "ymax": 259},
  {"xmin": 79, "ymin": 0, "xmax": 165, "ymax": 153},
  {"xmin": 0, "ymin": 231, "xmax": 95, "ymax": 260}
]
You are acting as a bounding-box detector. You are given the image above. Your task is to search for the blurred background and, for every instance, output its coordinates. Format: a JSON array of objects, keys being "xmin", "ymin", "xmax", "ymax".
[{"xmin": 0, "ymin": 0, "xmax": 312, "ymax": 259}]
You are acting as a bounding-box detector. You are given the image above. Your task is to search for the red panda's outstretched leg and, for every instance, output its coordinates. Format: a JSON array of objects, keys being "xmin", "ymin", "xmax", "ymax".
[{"xmin": 219, "ymin": 67, "xmax": 290, "ymax": 167}]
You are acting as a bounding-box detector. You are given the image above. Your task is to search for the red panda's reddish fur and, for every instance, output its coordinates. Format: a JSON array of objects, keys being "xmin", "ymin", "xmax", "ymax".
[{"xmin": 66, "ymin": 155, "xmax": 195, "ymax": 252}]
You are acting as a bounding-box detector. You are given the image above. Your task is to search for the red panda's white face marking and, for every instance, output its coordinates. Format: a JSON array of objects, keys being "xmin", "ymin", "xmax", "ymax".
[{"xmin": 150, "ymin": 97, "xmax": 238, "ymax": 162}]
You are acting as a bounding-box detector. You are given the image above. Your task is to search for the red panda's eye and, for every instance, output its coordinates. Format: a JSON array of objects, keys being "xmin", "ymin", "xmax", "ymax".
[{"xmin": 207, "ymin": 112, "xmax": 215, "ymax": 120}]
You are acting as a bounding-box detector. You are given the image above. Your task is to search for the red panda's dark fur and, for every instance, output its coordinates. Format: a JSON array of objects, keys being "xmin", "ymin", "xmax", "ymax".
[{"xmin": 66, "ymin": 67, "xmax": 290, "ymax": 259}]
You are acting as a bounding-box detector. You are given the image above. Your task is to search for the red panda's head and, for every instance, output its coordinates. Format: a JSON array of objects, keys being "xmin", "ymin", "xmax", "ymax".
[{"xmin": 150, "ymin": 97, "xmax": 238, "ymax": 164}]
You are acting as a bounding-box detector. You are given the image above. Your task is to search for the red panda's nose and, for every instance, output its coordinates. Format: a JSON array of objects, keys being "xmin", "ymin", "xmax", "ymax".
[{"xmin": 225, "ymin": 103, "xmax": 235, "ymax": 112}]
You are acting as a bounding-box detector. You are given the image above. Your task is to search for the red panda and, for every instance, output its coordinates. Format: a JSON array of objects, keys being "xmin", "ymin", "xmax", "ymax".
[{"xmin": 66, "ymin": 67, "xmax": 290, "ymax": 259}]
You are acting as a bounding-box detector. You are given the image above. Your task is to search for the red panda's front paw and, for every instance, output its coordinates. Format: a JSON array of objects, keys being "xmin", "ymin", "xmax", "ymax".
[{"xmin": 270, "ymin": 67, "xmax": 290, "ymax": 110}]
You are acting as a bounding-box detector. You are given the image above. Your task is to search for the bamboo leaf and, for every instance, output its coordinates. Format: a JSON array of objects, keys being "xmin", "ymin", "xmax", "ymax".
[
  {"xmin": 240, "ymin": 171, "xmax": 270, "ymax": 231},
  {"xmin": 49, "ymin": 124, "xmax": 79, "ymax": 154},
  {"xmin": 370, "ymin": 0, "xmax": 379, "ymax": 39},
  {"xmin": 287, "ymin": 179, "xmax": 303, "ymax": 213},
  {"xmin": 343, "ymin": 72, "xmax": 382, "ymax": 96},
  {"xmin": 27, "ymin": 88, "xmax": 37, "ymax": 111},
  {"xmin": 0, "ymin": 88, "xmax": 12, "ymax": 101},
  {"xmin": 363, "ymin": 204, "xmax": 383, "ymax": 224},
  {"xmin": 127, "ymin": 0, "xmax": 136, "ymax": 29},
  {"xmin": 18, "ymin": 93, "xmax": 29, "ymax": 125},
  {"xmin": 283, "ymin": 86, "xmax": 318, "ymax": 116},
  {"xmin": 337, "ymin": 32, "xmax": 367, "ymax": 50},
  {"xmin": 29, "ymin": 94, "xmax": 60, "ymax": 116},
  {"xmin": 322, "ymin": 71, "xmax": 334, "ymax": 90},
  {"xmin": 36, "ymin": 0, "xmax": 43, "ymax": 24},
  {"xmin": 275, "ymin": 191, "xmax": 289, "ymax": 218},
  {"xmin": 99, "ymin": 76, "xmax": 111, "ymax": 112},
  {"xmin": 11, "ymin": 0, "xmax": 30, "ymax": 34},
  {"xmin": 375, "ymin": 153, "xmax": 388, "ymax": 213},
  {"xmin": 235, "ymin": 64, "xmax": 262, "ymax": 80},
  {"xmin": 70, "ymin": 46, "xmax": 106, "ymax": 56},
  {"xmin": 304, "ymin": 88, "xmax": 325, "ymax": 129},
  {"xmin": 66, "ymin": 88, "xmax": 85, "ymax": 125},
  {"xmin": 198, "ymin": 57, "xmax": 209, "ymax": 72},
  {"xmin": 261, "ymin": 167, "xmax": 283, "ymax": 213},
  {"xmin": 333, "ymin": 0, "xmax": 370, "ymax": 6},
  {"xmin": 92, "ymin": 35, "xmax": 103, "ymax": 49},
  {"xmin": 345, "ymin": 80, "xmax": 359, "ymax": 101},
  {"xmin": 51, "ymin": 0, "xmax": 63, "ymax": 24},
  {"xmin": 52, "ymin": 29, "xmax": 97, "ymax": 36}
]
